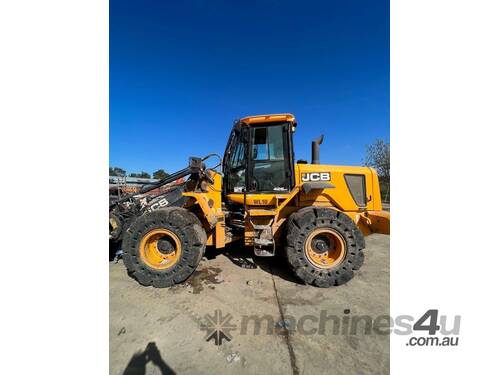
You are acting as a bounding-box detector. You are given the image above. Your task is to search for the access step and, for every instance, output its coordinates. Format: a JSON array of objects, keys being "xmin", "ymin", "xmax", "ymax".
[
  {"xmin": 254, "ymin": 244, "xmax": 275, "ymax": 257},
  {"xmin": 248, "ymin": 209, "xmax": 277, "ymax": 217}
]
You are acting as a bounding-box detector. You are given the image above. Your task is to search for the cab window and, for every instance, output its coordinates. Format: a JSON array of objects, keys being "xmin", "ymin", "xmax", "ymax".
[{"xmin": 250, "ymin": 125, "xmax": 291, "ymax": 192}]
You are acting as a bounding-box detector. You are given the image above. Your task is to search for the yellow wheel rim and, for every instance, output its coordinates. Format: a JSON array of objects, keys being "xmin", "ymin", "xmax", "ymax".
[
  {"xmin": 139, "ymin": 228, "xmax": 182, "ymax": 270},
  {"xmin": 305, "ymin": 228, "xmax": 346, "ymax": 269},
  {"xmin": 109, "ymin": 217, "xmax": 119, "ymax": 231}
]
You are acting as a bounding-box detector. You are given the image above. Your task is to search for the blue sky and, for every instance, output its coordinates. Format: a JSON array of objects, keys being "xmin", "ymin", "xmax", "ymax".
[{"xmin": 110, "ymin": 0, "xmax": 389, "ymax": 174}]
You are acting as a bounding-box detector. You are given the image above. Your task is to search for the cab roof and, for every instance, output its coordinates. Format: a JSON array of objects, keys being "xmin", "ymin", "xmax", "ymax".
[{"xmin": 239, "ymin": 113, "xmax": 296, "ymax": 126}]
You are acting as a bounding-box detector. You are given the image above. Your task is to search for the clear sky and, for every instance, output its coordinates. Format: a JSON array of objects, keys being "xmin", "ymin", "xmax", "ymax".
[{"xmin": 110, "ymin": 0, "xmax": 389, "ymax": 175}]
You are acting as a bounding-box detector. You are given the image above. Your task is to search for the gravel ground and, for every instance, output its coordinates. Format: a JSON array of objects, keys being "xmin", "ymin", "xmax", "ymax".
[{"xmin": 110, "ymin": 234, "xmax": 389, "ymax": 375}]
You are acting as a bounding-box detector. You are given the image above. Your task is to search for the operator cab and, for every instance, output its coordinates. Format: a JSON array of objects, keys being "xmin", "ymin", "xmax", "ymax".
[{"xmin": 223, "ymin": 114, "xmax": 296, "ymax": 195}]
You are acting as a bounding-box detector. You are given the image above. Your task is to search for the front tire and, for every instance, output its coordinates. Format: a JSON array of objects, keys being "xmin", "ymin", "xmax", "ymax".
[
  {"xmin": 122, "ymin": 207, "xmax": 206, "ymax": 288},
  {"xmin": 285, "ymin": 207, "xmax": 365, "ymax": 287}
]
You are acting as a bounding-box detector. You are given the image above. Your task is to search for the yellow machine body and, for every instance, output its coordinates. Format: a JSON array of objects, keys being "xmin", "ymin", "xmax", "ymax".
[{"xmin": 180, "ymin": 114, "xmax": 389, "ymax": 249}]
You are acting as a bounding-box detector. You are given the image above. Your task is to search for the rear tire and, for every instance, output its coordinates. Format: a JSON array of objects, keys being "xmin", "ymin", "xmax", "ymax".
[
  {"xmin": 122, "ymin": 207, "xmax": 206, "ymax": 288},
  {"xmin": 285, "ymin": 207, "xmax": 365, "ymax": 287}
]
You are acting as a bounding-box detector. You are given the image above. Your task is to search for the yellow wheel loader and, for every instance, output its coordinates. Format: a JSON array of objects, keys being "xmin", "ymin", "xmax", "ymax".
[{"xmin": 110, "ymin": 114, "xmax": 389, "ymax": 288}]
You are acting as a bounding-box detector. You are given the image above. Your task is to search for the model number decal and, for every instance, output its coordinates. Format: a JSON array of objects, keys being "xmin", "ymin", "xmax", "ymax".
[
  {"xmin": 301, "ymin": 172, "xmax": 331, "ymax": 182},
  {"xmin": 253, "ymin": 199, "xmax": 269, "ymax": 205}
]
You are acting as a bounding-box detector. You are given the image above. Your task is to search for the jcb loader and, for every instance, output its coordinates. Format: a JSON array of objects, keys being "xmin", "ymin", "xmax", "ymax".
[{"xmin": 109, "ymin": 114, "xmax": 389, "ymax": 288}]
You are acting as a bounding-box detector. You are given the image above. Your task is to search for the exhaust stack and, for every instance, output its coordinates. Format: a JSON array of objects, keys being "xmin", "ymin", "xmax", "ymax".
[{"xmin": 311, "ymin": 135, "xmax": 324, "ymax": 164}]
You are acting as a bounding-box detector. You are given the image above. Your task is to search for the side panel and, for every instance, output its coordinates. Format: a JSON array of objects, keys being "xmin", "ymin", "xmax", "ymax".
[{"xmin": 295, "ymin": 164, "xmax": 379, "ymax": 212}]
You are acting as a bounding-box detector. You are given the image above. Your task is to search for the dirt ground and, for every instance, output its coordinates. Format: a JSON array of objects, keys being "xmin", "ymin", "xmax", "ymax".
[{"xmin": 110, "ymin": 234, "xmax": 389, "ymax": 375}]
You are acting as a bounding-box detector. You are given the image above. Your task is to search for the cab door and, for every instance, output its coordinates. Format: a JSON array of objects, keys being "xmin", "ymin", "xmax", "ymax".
[
  {"xmin": 248, "ymin": 123, "xmax": 294, "ymax": 194},
  {"xmin": 223, "ymin": 128, "xmax": 248, "ymax": 194}
]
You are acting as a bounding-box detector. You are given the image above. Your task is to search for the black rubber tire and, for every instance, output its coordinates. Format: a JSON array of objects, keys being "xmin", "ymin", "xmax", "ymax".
[
  {"xmin": 285, "ymin": 207, "xmax": 365, "ymax": 287},
  {"xmin": 122, "ymin": 207, "xmax": 206, "ymax": 288}
]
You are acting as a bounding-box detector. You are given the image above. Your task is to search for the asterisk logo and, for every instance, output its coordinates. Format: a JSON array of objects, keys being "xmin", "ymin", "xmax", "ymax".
[{"xmin": 200, "ymin": 310, "xmax": 237, "ymax": 346}]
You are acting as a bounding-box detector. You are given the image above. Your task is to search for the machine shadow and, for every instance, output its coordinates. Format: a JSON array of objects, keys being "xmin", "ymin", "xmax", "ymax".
[
  {"xmin": 109, "ymin": 240, "xmax": 120, "ymax": 262},
  {"xmin": 205, "ymin": 241, "xmax": 304, "ymax": 285},
  {"xmin": 123, "ymin": 342, "xmax": 175, "ymax": 375}
]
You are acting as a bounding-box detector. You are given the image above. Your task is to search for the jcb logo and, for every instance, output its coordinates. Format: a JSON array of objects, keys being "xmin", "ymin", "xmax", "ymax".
[
  {"xmin": 301, "ymin": 172, "xmax": 331, "ymax": 182},
  {"xmin": 146, "ymin": 198, "xmax": 169, "ymax": 212}
]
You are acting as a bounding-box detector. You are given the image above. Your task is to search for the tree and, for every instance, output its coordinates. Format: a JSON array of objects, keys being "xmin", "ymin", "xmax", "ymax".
[
  {"xmin": 364, "ymin": 139, "xmax": 390, "ymax": 182},
  {"xmin": 129, "ymin": 171, "xmax": 151, "ymax": 178},
  {"xmin": 153, "ymin": 169, "xmax": 169, "ymax": 180},
  {"xmin": 109, "ymin": 167, "xmax": 126, "ymax": 177},
  {"xmin": 364, "ymin": 139, "xmax": 390, "ymax": 202}
]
